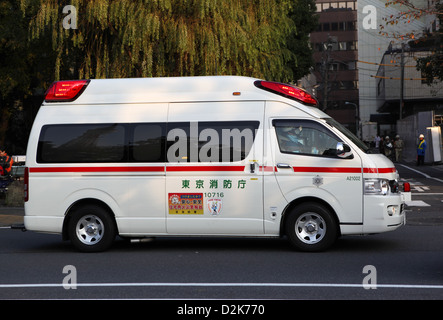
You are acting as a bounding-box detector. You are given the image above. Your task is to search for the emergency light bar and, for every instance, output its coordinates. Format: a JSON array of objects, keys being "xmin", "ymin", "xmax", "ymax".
[
  {"xmin": 254, "ymin": 80, "xmax": 318, "ymax": 106},
  {"xmin": 44, "ymin": 80, "xmax": 90, "ymax": 102}
]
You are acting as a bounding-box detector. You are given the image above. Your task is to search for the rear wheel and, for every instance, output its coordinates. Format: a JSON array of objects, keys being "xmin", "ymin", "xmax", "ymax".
[
  {"xmin": 285, "ymin": 202, "xmax": 338, "ymax": 252},
  {"xmin": 68, "ymin": 205, "xmax": 116, "ymax": 252}
]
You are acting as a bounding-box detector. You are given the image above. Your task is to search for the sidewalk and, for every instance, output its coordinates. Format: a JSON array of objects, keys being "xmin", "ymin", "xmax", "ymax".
[{"xmin": 0, "ymin": 206, "xmax": 24, "ymax": 227}]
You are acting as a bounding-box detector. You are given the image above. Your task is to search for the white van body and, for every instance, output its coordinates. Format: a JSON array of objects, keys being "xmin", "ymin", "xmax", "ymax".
[{"xmin": 24, "ymin": 76, "xmax": 410, "ymax": 252}]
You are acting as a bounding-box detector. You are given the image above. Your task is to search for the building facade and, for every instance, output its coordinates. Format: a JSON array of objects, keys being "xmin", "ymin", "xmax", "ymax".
[
  {"xmin": 310, "ymin": 0, "xmax": 359, "ymax": 133},
  {"xmin": 308, "ymin": 0, "xmax": 440, "ymax": 139}
]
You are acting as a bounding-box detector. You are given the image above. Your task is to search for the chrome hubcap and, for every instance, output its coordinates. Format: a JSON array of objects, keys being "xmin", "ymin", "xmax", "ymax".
[
  {"xmin": 295, "ymin": 212, "xmax": 326, "ymax": 244},
  {"xmin": 76, "ymin": 215, "xmax": 104, "ymax": 245}
]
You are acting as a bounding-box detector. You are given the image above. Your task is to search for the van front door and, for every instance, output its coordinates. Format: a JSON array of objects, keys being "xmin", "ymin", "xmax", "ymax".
[
  {"xmin": 272, "ymin": 118, "xmax": 363, "ymax": 225},
  {"xmin": 165, "ymin": 102, "xmax": 265, "ymax": 235}
]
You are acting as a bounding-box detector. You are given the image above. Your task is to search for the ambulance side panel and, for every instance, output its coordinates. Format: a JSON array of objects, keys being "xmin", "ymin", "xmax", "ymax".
[
  {"xmin": 264, "ymin": 101, "xmax": 364, "ymax": 234},
  {"xmin": 24, "ymin": 103, "xmax": 168, "ymax": 235},
  {"xmin": 165, "ymin": 101, "xmax": 265, "ymax": 235}
]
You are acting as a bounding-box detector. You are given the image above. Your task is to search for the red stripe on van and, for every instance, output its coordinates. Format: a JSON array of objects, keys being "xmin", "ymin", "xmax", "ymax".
[
  {"xmin": 377, "ymin": 167, "xmax": 397, "ymax": 173},
  {"xmin": 29, "ymin": 166, "xmax": 164, "ymax": 173},
  {"xmin": 292, "ymin": 167, "xmax": 362, "ymax": 173},
  {"xmin": 29, "ymin": 165, "xmax": 246, "ymax": 173},
  {"xmin": 29, "ymin": 165, "xmax": 396, "ymax": 174},
  {"xmin": 274, "ymin": 166, "xmax": 396, "ymax": 174},
  {"xmin": 166, "ymin": 165, "xmax": 245, "ymax": 172},
  {"xmin": 260, "ymin": 166, "xmax": 274, "ymax": 172}
]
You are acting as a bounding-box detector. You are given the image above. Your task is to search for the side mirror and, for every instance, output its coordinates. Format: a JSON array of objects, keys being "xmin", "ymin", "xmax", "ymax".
[{"xmin": 336, "ymin": 142, "xmax": 353, "ymax": 159}]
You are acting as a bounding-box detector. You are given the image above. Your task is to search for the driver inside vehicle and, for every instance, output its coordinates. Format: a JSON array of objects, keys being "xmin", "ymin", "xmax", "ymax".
[{"xmin": 278, "ymin": 126, "xmax": 305, "ymax": 153}]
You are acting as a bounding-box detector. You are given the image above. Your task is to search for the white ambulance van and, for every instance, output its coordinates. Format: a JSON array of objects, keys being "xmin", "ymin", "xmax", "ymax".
[{"xmin": 24, "ymin": 76, "xmax": 411, "ymax": 252}]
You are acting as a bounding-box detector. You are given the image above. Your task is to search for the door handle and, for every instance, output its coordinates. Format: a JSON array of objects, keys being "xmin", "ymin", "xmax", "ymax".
[
  {"xmin": 277, "ymin": 163, "xmax": 292, "ymax": 169},
  {"xmin": 249, "ymin": 161, "xmax": 259, "ymax": 173}
]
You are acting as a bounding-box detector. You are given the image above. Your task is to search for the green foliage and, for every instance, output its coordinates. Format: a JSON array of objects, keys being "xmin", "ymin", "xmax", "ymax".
[
  {"xmin": 0, "ymin": 0, "xmax": 30, "ymax": 98},
  {"xmin": 21, "ymin": 0, "xmax": 316, "ymax": 82},
  {"xmin": 287, "ymin": 0, "xmax": 318, "ymax": 80},
  {"xmin": 0, "ymin": 0, "xmax": 317, "ymax": 151}
]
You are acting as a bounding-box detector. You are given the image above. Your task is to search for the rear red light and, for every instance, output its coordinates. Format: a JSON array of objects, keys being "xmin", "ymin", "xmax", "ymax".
[
  {"xmin": 403, "ymin": 182, "xmax": 410, "ymax": 192},
  {"xmin": 44, "ymin": 80, "xmax": 90, "ymax": 102},
  {"xmin": 254, "ymin": 80, "xmax": 318, "ymax": 106},
  {"xmin": 24, "ymin": 167, "xmax": 29, "ymax": 202}
]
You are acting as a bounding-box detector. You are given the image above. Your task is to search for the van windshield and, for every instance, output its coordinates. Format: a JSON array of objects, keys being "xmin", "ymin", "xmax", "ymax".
[{"xmin": 324, "ymin": 118, "xmax": 370, "ymax": 153}]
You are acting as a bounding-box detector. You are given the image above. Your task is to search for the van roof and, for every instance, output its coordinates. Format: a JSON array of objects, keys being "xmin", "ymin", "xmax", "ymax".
[{"xmin": 43, "ymin": 75, "xmax": 328, "ymax": 118}]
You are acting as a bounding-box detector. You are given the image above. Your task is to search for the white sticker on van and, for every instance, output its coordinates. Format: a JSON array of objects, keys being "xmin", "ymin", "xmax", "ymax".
[{"xmin": 207, "ymin": 198, "xmax": 223, "ymax": 216}]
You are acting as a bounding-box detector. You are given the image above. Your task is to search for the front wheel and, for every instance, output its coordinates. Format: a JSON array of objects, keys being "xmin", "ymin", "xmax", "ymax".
[
  {"xmin": 68, "ymin": 205, "xmax": 116, "ymax": 252},
  {"xmin": 285, "ymin": 203, "xmax": 338, "ymax": 252}
]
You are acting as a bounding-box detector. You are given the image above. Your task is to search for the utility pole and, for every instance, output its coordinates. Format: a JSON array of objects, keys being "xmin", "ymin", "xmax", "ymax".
[
  {"xmin": 345, "ymin": 101, "xmax": 360, "ymax": 138},
  {"xmin": 321, "ymin": 36, "xmax": 336, "ymax": 111},
  {"xmin": 322, "ymin": 45, "xmax": 330, "ymax": 111},
  {"xmin": 399, "ymin": 43, "xmax": 405, "ymax": 120}
]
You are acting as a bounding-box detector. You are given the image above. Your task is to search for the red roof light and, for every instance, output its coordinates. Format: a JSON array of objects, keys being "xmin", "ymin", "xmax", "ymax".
[
  {"xmin": 44, "ymin": 80, "xmax": 90, "ymax": 102},
  {"xmin": 254, "ymin": 80, "xmax": 318, "ymax": 106}
]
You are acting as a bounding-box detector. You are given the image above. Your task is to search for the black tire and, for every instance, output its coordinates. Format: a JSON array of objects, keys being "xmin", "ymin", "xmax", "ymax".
[
  {"xmin": 285, "ymin": 202, "xmax": 338, "ymax": 252},
  {"xmin": 68, "ymin": 205, "xmax": 117, "ymax": 252}
]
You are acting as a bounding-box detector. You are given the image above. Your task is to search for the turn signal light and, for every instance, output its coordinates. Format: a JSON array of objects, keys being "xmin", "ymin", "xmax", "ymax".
[
  {"xmin": 403, "ymin": 182, "xmax": 410, "ymax": 192},
  {"xmin": 44, "ymin": 80, "xmax": 90, "ymax": 102}
]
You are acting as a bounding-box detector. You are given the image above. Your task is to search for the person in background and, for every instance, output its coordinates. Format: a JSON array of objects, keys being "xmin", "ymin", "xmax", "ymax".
[
  {"xmin": 383, "ymin": 136, "xmax": 393, "ymax": 160},
  {"xmin": 0, "ymin": 148, "xmax": 13, "ymax": 176},
  {"xmin": 394, "ymin": 135, "xmax": 404, "ymax": 162},
  {"xmin": 379, "ymin": 136, "xmax": 384, "ymax": 154},
  {"xmin": 374, "ymin": 135, "xmax": 381, "ymax": 149},
  {"xmin": 417, "ymin": 134, "xmax": 426, "ymax": 166}
]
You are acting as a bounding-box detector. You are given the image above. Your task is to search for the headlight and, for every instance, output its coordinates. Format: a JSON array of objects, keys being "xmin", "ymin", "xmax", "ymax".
[{"xmin": 364, "ymin": 179, "xmax": 389, "ymax": 195}]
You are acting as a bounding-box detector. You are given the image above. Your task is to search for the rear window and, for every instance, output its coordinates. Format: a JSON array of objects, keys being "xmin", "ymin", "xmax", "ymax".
[
  {"xmin": 38, "ymin": 124, "xmax": 126, "ymax": 163},
  {"xmin": 37, "ymin": 123, "xmax": 166, "ymax": 163}
]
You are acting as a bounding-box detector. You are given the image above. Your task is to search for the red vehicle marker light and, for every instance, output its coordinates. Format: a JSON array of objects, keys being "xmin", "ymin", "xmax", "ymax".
[
  {"xmin": 254, "ymin": 80, "xmax": 318, "ymax": 106},
  {"xmin": 44, "ymin": 80, "xmax": 90, "ymax": 102}
]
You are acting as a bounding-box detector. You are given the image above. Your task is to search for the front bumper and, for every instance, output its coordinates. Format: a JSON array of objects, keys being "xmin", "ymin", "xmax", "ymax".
[{"xmin": 362, "ymin": 193, "xmax": 407, "ymax": 234}]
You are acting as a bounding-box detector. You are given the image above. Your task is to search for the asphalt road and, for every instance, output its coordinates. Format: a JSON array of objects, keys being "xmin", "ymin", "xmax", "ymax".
[
  {"xmin": 1, "ymin": 223, "xmax": 443, "ymax": 299},
  {"xmin": 0, "ymin": 161, "xmax": 442, "ymax": 307}
]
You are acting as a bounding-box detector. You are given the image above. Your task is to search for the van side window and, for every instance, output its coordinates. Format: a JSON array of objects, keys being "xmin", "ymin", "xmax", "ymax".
[
  {"xmin": 37, "ymin": 124, "xmax": 125, "ymax": 163},
  {"xmin": 273, "ymin": 120, "xmax": 340, "ymax": 157},
  {"xmin": 37, "ymin": 121, "xmax": 258, "ymax": 164},
  {"xmin": 167, "ymin": 121, "xmax": 259, "ymax": 162},
  {"xmin": 131, "ymin": 124, "xmax": 165, "ymax": 162}
]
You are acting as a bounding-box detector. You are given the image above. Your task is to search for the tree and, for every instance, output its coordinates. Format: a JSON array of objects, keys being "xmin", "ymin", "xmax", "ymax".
[
  {"xmin": 0, "ymin": 0, "xmax": 57, "ymax": 152},
  {"xmin": 381, "ymin": 0, "xmax": 443, "ymax": 84},
  {"xmin": 21, "ymin": 0, "xmax": 316, "ymax": 83},
  {"xmin": 0, "ymin": 0, "xmax": 33, "ymax": 149},
  {"xmin": 414, "ymin": 2, "xmax": 443, "ymax": 84},
  {"xmin": 287, "ymin": 0, "xmax": 318, "ymax": 81}
]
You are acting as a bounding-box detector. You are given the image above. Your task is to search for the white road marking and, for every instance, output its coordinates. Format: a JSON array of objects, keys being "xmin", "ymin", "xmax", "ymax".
[
  {"xmin": 398, "ymin": 164, "xmax": 443, "ymax": 183},
  {"xmin": 405, "ymin": 200, "xmax": 430, "ymax": 207},
  {"xmin": 1, "ymin": 282, "xmax": 443, "ymax": 289}
]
